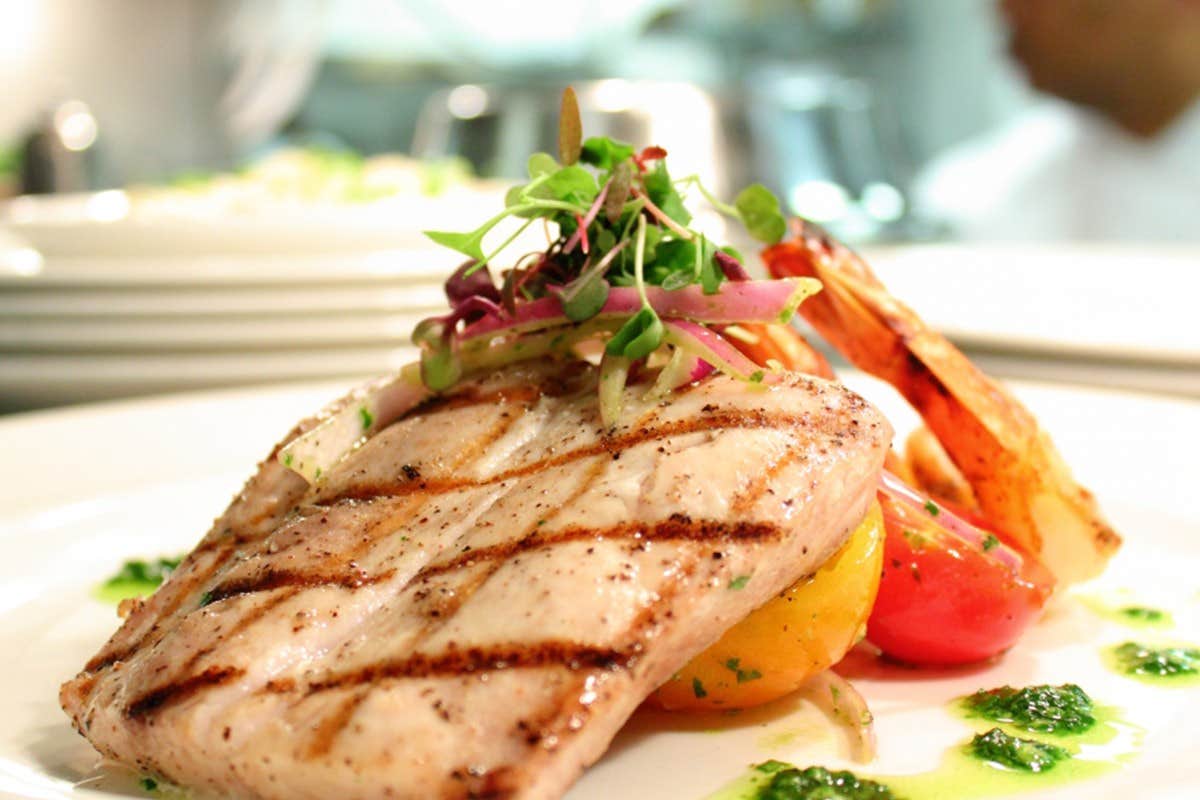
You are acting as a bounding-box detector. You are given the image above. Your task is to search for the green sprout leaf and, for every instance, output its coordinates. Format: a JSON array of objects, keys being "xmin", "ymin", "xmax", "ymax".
[
  {"xmin": 413, "ymin": 318, "xmax": 461, "ymax": 391},
  {"xmin": 527, "ymin": 152, "xmax": 558, "ymax": 178},
  {"xmin": 424, "ymin": 228, "xmax": 488, "ymax": 263},
  {"xmin": 544, "ymin": 165, "xmax": 599, "ymax": 205},
  {"xmin": 698, "ymin": 237, "xmax": 724, "ymax": 295},
  {"xmin": 580, "ymin": 136, "xmax": 635, "ymax": 171},
  {"xmin": 735, "ymin": 183, "xmax": 787, "ymax": 244},
  {"xmin": 561, "ymin": 271, "xmax": 610, "ymax": 322},
  {"xmin": 647, "ymin": 238, "xmax": 696, "ymax": 287},
  {"xmin": 643, "ymin": 161, "xmax": 692, "ymax": 226},
  {"xmin": 606, "ymin": 306, "xmax": 663, "ymax": 360},
  {"xmin": 558, "ymin": 87, "xmax": 583, "ymax": 165}
]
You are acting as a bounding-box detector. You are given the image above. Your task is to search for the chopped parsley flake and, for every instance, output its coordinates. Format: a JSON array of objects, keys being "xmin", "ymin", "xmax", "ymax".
[
  {"xmin": 139, "ymin": 776, "xmax": 158, "ymax": 792},
  {"xmin": 725, "ymin": 657, "xmax": 763, "ymax": 684},
  {"xmin": 982, "ymin": 534, "xmax": 1000, "ymax": 552},
  {"xmin": 358, "ymin": 406, "xmax": 374, "ymax": 431},
  {"xmin": 729, "ymin": 574, "xmax": 751, "ymax": 590},
  {"xmin": 923, "ymin": 500, "xmax": 939, "ymax": 516},
  {"xmin": 692, "ymin": 677, "xmax": 708, "ymax": 698}
]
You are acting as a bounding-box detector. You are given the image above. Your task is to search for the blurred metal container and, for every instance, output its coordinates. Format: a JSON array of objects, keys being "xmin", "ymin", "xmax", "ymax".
[
  {"xmin": 747, "ymin": 64, "xmax": 916, "ymax": 242},
  {"xmin": 19, "ymin": 100, "xmax": 100, "ymax": 194},
  {"xmin": 412, "ymin": 80, "xmax": 732, "ymax": 197}
]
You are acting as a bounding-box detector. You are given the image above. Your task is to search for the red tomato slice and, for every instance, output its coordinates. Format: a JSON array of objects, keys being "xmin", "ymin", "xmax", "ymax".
[{"xmin": 866, "ymin": 476, "xmax": 1055, "ymax": 666}]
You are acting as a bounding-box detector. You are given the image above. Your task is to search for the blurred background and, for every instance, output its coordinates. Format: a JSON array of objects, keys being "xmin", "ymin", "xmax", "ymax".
[{"xmin": 1, "ymin": 0, "xmax": 1197, "ymax": 411}]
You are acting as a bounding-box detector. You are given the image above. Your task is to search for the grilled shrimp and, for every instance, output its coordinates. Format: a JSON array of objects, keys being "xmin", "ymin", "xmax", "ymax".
[{"xmin": 758, "ymin": 221, "xmax": 1121, "ymax": 585}]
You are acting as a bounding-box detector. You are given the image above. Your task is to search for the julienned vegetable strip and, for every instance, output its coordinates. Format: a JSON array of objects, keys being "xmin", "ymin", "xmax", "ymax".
[
  {"xmin": 661, "ymin": 319, "xmax": 765, "ymax": 383},
  {"xmin": 458, "ymin": 279, "xmax": 821, "ymax": 342},
  {"xmin": 880, "ymin": 470, "xmax": 1025, "ymax": 573}
]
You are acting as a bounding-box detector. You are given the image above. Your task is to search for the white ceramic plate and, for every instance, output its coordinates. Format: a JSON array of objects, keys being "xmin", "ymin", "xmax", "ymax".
[
  {"xmin": 0, "ymin": 377, "xmax": 1197, "ymax": 800},
  {"xmin": 0, "ymin": 283, "xmax": 448, "ymax": 318},
  {"xmin": 0, "ymin": 348, "xmax": 413, "ymax": 409},
  {"xmin": 0, "ymin": 189, "xmax": 507, "ymax": 260},
  {"xmin": 863, "ymin": 244, "xmax": 1200, "ymax": 366},
  {"xmin": 0, "ymin": 311, "xmax": 437, "ymax": 351},
  {"xmin": 0, "ymin": 249, "xmax": 462, "ymax": 289}
]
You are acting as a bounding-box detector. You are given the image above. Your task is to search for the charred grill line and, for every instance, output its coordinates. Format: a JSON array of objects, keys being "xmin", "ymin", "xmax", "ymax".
[
  {"xmin": 305, "ymin": 690, "xmax": 372, "ymax": 759},
  {"xmin": 205, "ymin": 567, "xmax": 395, "ymax": 606},
  {"xmin": 301, "ymin": 642, "xmax": 633, "ymax": 694},
  {"xmin": 174, "ymin": 589, "xmax": 300, "ymax": 679},
  {"xmin": 731, "ymin": 447, "xmax": 808, "ymax": 513},
  {"xmin": 84, "ymin": 546, "xmax": 243, "ymax": 673},
  {"xmin": 84, "ymin": 399, "xmax": 530, "ymax": 680},
  {"xmin": 420, "ymin": 517, "xmax": 783, "ymax": 581},
  {"xmin": 326, "ymin": 411, "xmax": 813, "ymax": 505},
  {"xmin": 125, "ymin": 666, "xmax": 245, "ymax": 719},
  {"xmin": 465, "ymin": 558, "xmax": 698, "ymax": 763},
  {"xmin": 303, "ymin": 455, "xmax": 613, "ymax": 755}
]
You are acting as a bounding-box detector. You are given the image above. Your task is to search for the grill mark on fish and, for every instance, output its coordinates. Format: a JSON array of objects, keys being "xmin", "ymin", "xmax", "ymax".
[
  {"xmin": 84, "ymin": 545, "xmax": 243, "ymax": 673},
  {"xmin": 205, "ymin": 567, "xmax": 395, "ymax": 606},
  {"xmin": 304, "ymin": 456, "xmax": 613, "ymax": 755},
  {"xmin": 420, "ymin": 516, "xmax": 783, "ymax": 581},
  {"xmin": 305, "ymin": 690, "xmax": 371, "ymax": 758},
  {"xmin": 175, "ymin": 589, "xmax": 299, "ymax": 678},
  {"xmin": 125, "ymin": 666, "xmax": 245, "ymax": 719},
  {"xmin": 475, "ymin": 558, "xmax": 698, "ymax": 760},
  {"xmin": 326, "ymin": 410, "xmax": 812, "ymax": 505},
  {"xmin": 298, "ymin": 642, "xmax": 634, "ymax": 695},
  {"xmin": 418, "ymin": 455, "xmax": 611, "ymax": 607},
  {"xmin": 332, "ymin": 407, "xmax": 530, "ymax": 566},
  {"xmin": 90, "ymin": 408, "xmax": 525, "ymax": 680},
  {"xmin": 731, "ymin": 447, "xmax": 808, "ymax": 513}
]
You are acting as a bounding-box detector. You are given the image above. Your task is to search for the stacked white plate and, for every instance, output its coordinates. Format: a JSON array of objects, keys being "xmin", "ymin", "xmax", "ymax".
[
  {"xmin": 0, "ymin": 216, "xmax": 468, "ymax": 411},
  {"xmin": 861, "ymin": 243, "xmax": 1200, "ymax": 399}
]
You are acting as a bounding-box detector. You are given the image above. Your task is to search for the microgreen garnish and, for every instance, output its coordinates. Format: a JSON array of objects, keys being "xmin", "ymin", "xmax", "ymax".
[{"xmin": 412, "ymin": 86, "xmax": 814, "ymax": 426}]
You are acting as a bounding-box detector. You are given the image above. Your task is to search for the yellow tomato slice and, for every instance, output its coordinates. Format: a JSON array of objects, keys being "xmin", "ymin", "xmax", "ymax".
[{"xmin": 649, "ymin": 502, "xmax": 884, "ymax": 711}]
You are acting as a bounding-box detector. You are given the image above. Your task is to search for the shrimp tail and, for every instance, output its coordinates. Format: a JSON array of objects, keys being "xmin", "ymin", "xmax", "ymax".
[{"xmin": 763, "ymin": 221, "xmax": 1121, "ymax": 584}]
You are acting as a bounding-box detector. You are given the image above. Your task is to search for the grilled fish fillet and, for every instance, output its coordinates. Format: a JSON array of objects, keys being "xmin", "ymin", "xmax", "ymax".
[{"xmin": 61, "ymin": 361, "xmax": 891, "ymax": 800}]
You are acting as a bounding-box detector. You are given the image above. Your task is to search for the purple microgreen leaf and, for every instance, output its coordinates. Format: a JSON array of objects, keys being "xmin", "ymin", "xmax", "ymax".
[
  {"xmin": 445, "ymin": 260, "xmax": 501, "ymax": 307},
  {"xmin": 714, "ymin": 250, "xmax": 752, "ymax": 282},
  {"xmin": 500, "ymin": 268, "xmax": 521, "ymax": 317},
  {"xmin": 564, "ymin": 178, "xmax": 610, "ymax": 255},
  {"xmin": 605, "ymin": 160, "xmax": 633, "ymax": 223},
  {"xmin": 558, "ymin": 87, "xmax": 582, "ymax": 166}
]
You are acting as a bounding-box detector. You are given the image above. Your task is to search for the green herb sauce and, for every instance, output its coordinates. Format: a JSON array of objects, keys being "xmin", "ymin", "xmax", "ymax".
[
  {"xmin": 94, "ymin": 556, "xmax": 183, "ymax": 604},
  {"xmin": 961, "ymin": 684, "xmax": 1095, "ymax": 734},
  {"xmin": 708, "ymin": 685, "xmax": 1141, "ymax": 800},
  {"xmin": 967, "ymin": 728, "xmax": 1068, "ymax": 773},
  {"xmin": 1078, "ymin": 594, "xmax": 1174, "ymax": 629},
  {"xmin": 1108, "ymin": 641, "xmax": 1200, "ymax": 684},
  {"xmin": 752, "ymin": 762, "xmax": 896, "ymax": 800}
]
